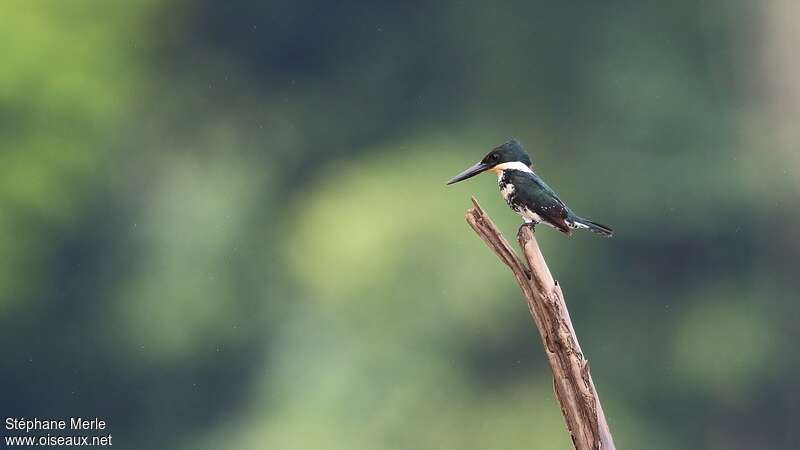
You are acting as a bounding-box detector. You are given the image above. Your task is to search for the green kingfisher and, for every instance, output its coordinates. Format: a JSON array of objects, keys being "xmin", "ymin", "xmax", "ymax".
[{"xmin": 447, "ymin": 139, "xmax": 613, "ymax": 237}]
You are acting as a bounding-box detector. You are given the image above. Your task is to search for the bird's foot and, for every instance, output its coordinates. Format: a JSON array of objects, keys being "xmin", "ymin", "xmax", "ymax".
[{"xmin": 517, "ymin": 222, "xmax": 536, "ymax": 236}]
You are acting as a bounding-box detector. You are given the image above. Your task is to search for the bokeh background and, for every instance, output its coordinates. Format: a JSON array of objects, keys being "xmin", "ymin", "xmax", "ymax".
[{"xmin": 2, "ymin": 1, "xmax": 799, "ymax": 449}]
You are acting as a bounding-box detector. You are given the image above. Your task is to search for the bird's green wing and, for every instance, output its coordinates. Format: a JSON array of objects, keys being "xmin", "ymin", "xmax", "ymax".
[{"xmin": 506, "ymin": 170, "xmax": 572, "ymax": 230}]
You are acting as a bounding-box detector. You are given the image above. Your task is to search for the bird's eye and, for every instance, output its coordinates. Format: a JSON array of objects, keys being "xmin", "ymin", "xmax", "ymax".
[{"xmin": 491, "ymin": 153, "xmax": 499, "ymax": 161}]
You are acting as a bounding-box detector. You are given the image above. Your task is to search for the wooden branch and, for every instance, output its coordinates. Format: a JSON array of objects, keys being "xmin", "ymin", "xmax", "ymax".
[{"xmin": 465, "ymin": 197, "xmax": 615, "ymax": 450}]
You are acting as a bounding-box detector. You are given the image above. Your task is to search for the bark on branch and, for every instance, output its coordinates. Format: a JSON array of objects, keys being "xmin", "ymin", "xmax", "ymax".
[{"xmin": 465, "ymin": 197, "xmax": 615, "ymax": 450}]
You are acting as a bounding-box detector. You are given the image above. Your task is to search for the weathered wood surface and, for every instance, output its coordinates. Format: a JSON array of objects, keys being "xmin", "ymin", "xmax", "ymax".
[{"xmin": 465, "ymin": 197, "xmax": 615, "ymax": 450}]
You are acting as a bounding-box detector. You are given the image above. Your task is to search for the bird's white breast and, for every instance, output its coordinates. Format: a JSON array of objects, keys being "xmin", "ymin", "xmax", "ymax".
[
  {"xmin": 520, "ymin": 207, "xmax": 544, "ymax": 224},
  {"xmin": 499, "ymin": 181, "xmax": 515, "ymax": 201},
  {"xmin": 498, "ymin": 171, "xmax": 542, "ymax": 225}
]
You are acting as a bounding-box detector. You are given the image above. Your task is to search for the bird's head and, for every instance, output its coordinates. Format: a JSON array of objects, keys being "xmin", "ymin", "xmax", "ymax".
[{"xmin": 446, "ymin": 138, "xmax": 532, "ymax": 185}]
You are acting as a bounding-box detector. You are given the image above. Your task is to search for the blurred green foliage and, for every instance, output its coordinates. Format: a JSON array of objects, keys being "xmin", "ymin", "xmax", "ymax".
[{"xmin": 2, "ymin": 2, "xmax": 798, "ymax": 449}]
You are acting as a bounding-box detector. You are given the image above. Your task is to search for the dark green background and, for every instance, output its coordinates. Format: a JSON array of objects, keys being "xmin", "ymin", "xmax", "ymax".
[{"xmin": 2, "ymin": 1, "xmax": 798, "ymax": 449}]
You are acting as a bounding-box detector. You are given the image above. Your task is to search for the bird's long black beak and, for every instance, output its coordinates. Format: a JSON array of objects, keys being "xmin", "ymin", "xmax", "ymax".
[{"xmin": 446, "ymin": 162, "xmax": 490, "ymax": 185}]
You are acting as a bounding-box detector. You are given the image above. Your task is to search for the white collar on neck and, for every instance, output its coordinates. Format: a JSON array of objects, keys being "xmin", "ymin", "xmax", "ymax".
[{"xmin": 492, "ymin": 161, "xmax": 533, "ymax": 173}]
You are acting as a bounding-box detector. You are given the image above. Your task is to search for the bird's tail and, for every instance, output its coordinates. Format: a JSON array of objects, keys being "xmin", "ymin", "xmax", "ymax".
[{"xmin": 570, "ymin": 217, "xmax": 614, "ymax": 237}]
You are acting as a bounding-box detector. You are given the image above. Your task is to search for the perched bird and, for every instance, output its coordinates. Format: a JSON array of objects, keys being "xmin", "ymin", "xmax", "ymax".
[{"xmin": 447, "ymin": 139, "xmax": 613, "ymax": 237}]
